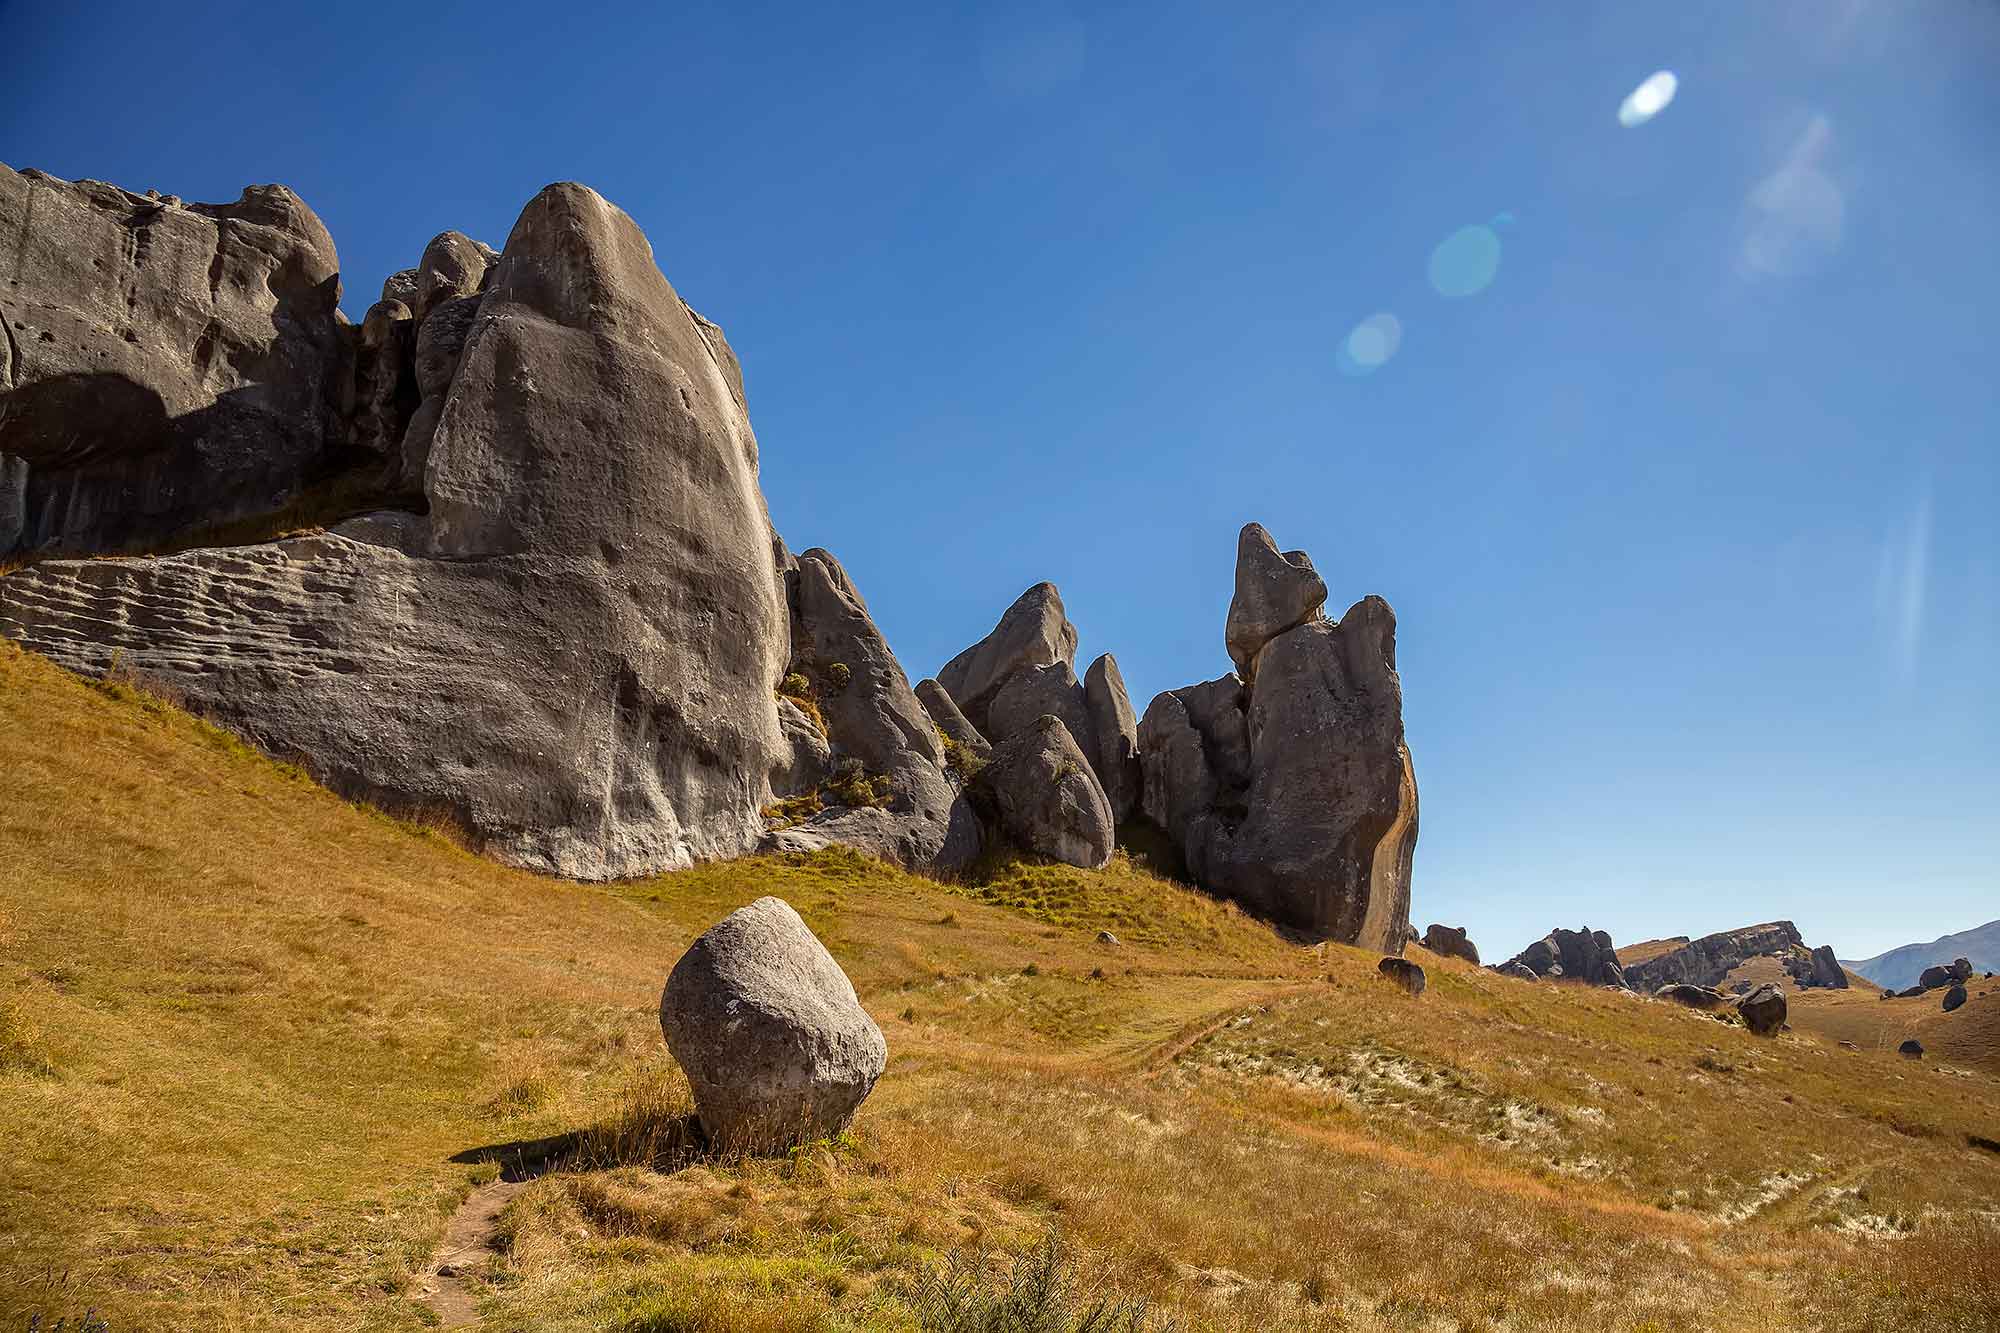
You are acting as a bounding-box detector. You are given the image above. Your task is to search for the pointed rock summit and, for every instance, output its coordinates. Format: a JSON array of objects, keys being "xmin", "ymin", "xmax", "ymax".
[{"xmin": 1225, "ymin": 522, "xmax": 1328, "ymax": 682}]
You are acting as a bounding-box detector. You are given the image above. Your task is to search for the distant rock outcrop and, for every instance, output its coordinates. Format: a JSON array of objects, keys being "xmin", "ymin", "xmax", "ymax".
[
  {"xmin": 1377, "ymin": 956, "xmax": 1426, "ymax": 996},
  {"xmin": 1137, "ymin": 525, "xmax": 1417, "ymax": 950},
  {"xmin": 660, "ymin": 897, "xmax": 886, "ymax": 1151},
  {"xmin": 1501, "ymin": 928, "xmax": 1631, "ymax": 989},
  {"xmin": 1943, "ymin": 983, "xmax": 1968, "ymax": 1013},
  {"xmin": 1655, "ymin": 983, "xmax": 1729, "ymax": 1011},
  {"xmin": 1843, "ymin": 920, "xmax": 2000, "ymax": 992},
  {"xmin": 1621, "ymin": 921, "xmax": 1847, "ymax": 993},
  {"xmin": 1737, "ymin": 983, "xmax": 1786, "ymax": 1036},
  {"xmin": 1421, "ymin": 924, "xmax": 1480, "ymax": 966}
]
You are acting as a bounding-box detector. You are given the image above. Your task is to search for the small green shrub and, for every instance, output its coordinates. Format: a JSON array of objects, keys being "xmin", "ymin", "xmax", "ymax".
[
  {"xmin": 779, "ymin": 673, "xmax": 812, "ymax": 700},
  {"xmin": 825, "ymin": 662, "xmax": 852, "ymax": 691}
]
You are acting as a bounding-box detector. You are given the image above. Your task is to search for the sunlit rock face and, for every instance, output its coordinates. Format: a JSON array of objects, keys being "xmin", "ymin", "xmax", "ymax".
[
  {"xmin": 0, "ymin": 180, "xmax": 793, "ymax": 879},
  {"xmin": 1138, "ymin": 523, "xmax": 1419, "ymax": 952}
]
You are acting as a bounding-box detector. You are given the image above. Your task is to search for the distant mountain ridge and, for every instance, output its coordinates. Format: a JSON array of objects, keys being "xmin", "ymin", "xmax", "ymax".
[{"xmin": 1843, "ymin": 920, "xmax": 2000, "ymax": 991}]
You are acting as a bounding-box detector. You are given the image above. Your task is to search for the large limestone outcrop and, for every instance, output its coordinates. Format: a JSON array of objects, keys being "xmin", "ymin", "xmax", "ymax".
[
  {"xmin": 1, "ymin": 182, "xmax": 792, "ymax": 879},
  {"xmin": 972, "ymin": 714, "xmax": 1115, "ymax": 869},
  {"xmin": 764, "ymin": 547, "xmax": 979, "ymax": 871},
  {"xmin": 1138, "ymin": 525, "xmax": 1418, "ymax": 949},
  {"xmin": 1621, "ymin": 922, "xmax": 1849, "ymax": 993},
  {"xmin": 1501, "ymin": 928, "xmax": 1631, "ymax": 989},
  {"xmin": 660, "ymin": 897, "xmax": 887, "ymax": 1151},
  {"xmin": 1082, "ymin": 653, "xmax": 1140, "ymax": 823},
  {"xmin": 0, "ymin": 165, "xmax": 346, "ymax": 556},
  {"xmin": 936, "ymin": 582, "xmax": 1077, "ymax": 736}
]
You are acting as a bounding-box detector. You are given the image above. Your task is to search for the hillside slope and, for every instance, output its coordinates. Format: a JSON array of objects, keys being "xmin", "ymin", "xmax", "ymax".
[
  {"xmin": 1846, "ymin": 922, "xmax": 2000, "ymax": 991},
  {"xmin": 3, "ymin": 637, "xmax": 1998, "ymax": 1332}
]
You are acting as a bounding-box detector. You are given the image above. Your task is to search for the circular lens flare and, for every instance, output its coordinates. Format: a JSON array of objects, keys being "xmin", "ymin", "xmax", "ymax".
[
  {"xmin": 1338, "ymin": 312, "xmax": 1402, "ymax": 376},
  {"xmin": 1618, "ymin": 70, "xmax": 1678, "ymax": 128},
  {"xmin": 1428, "ymin": 225, "xmax": 1501, "ymax": 298}
]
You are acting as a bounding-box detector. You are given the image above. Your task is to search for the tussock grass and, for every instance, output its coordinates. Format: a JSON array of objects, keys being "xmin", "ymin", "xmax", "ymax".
[{"xmin": 3, "ymin": 635, "xmax": 1999, "ymax": 1330}]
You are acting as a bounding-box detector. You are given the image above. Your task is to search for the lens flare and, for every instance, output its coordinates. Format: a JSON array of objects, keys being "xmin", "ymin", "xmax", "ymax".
[
  {"xmin": 1338, "ymin": 312, "xmax": 1402, "ymax": 376},
  {"xmin": 1618, "ymin": 70, "xmax": 1678, "ymax": 128},
  {"xmin": 1427, "ymin": 225, "xmax": 1501, "ymax": 298}
]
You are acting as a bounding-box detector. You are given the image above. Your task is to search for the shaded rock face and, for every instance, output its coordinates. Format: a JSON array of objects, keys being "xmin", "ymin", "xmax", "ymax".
[
  {"xmin": 1082, "ymin": 654, "xmax": 1140, "ymax": 823},
  {"xmin": 936, "ymin": 582, "xmax": 1076, "ymax": 736},
  {"xmin": 914, "ymin": 678, "xmax": 991, "ymax": 764},
  {"xmin": 1920, "ymin": 964, "xmax": 1954, "ymax": 990},
  {"xmin": 659, "ymin": 897, "xmax": 886, "ymax": 1152},
  {"xmin": 1737, "ymin": 983, "xmax": 1786, "ymax": 1036},
  {"xmin": 1622, "ymin": 921, "xmax": 1847, "ymax": 993},
  {"xmin": 1950, "ymin": 957, "xmax": 1974, "ymax": 982},
  {"xmin": 1377, "ymin": 956, "xmax": 1426, "ymax": 996},
  {"xmin": 1225, "ymin": 522, "xmax": 1327, "ymax": 683},
  {"xmin": 1421, "ymin": 924, "xmax": 1480, "ymax": 966},
  {"xmin": 1899, "ymin": 1039, "xmax": 1923, "ymax": 1059},
  {"xmin": 1655, "ymin": 983, "xmax": 1729, "ymax": 1011},
  {"xmin": 972, "ymin": 714, "xmax": 1114, "ymax": 869},
  {"xmin": 2, "ymin": 182, "xmax": 793, "ymax": 879},
  {"xmin": 0, "ymin": 165, "xmax": 345, "ymax": 556},
  {"xmin": 988, "ymin": 660, "xmax": 1093, "ymax": 761},
  {"xmin": 763, "ymin": 547, "xmax": 979, "ymax": 872},
  {"xmin": 1503, "ymin": 928, "xmax": 1630, "ymax": 989},
  {"xmin": 1943, "ymin": 983, "xmax": 1968, "ymax": 1013},
  {"xmin": 1139, "ymin": 531, "xmax": 1417, "ymax": 951}
]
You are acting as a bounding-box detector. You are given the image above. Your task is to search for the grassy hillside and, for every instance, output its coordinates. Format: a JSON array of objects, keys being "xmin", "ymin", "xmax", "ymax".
[{"xmin": 4, "ymin": 635, "xmax": 1999, "ymax": 1331}]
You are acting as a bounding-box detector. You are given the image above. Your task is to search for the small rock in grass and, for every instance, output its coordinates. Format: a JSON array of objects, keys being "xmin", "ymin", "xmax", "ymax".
[{"xmin": 1378, "ymin": 956, "xmax": 1426, "ymax": 996}]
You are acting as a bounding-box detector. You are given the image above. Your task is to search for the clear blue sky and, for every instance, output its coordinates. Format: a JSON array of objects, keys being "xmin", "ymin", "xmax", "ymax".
[{"xmin": 7, "ymin": 1, "xmax": 1994, "ymax": 960}]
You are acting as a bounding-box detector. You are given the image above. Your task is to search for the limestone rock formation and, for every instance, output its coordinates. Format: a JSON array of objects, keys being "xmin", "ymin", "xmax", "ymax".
[
  {"xmin": 1082, "ymin": 654, "xmax": 1140, "ymax": 823},
  {"xmin": 1497, "ymin": 961, "xmax": 1540, "ymax": 982},
  {"xmin": 1655, "ymin": 983, "xmax": 1729, "ymax": 1011},
  {"xmin": 915, "ymin": 679, "xmax": 992, "ymax": 765},
  {"xmin": 2, "ymin": 181, "xmax": 793, "ymax": 879},
  {"xmin": 1377, "ymin": 956, "xmax": 1426, "ymax": 996},
  {"xmin": 1621, "ymin": 921, "xmax": 1847, "ymax": 993},
  {"xmin": 1224, "ymin": 522, "xmax": 1327, "ymax": 682},
  {"xmin": 1943, "ymin": 983, "xmax": 1968, "ymax": 1013},
  {"xmin": 1421, "ymin": 924, "xmax": 1480, "ymax": 966},
  {"xmin": 763, "ymin": 547, "xmax": 979, "ymax": 871},
  {"xmin": 1920, "ymin": 964, "xmax": 1954, "ymax": 990},
  {"xmin": 972, "ymin": 714, "xmax": 1114, "ymax": 869},
  {"xmin": 988, "ymin": 661, "xmax": 1094, "ymax": 761},
  {"xmin": 659, "ymin": 897, "xmax": 887, "ymax": 1151},
  {"xmin": 936, "ymin": 582, "xmax": 1076, "ymax": 736},
  {"xmin": 0, "ymin": 165, "xmax": 345, "ymax": 556},
  {"xmin": 1137, "ymin": 526, "xmax": 1417, "ymax": 950},
  {"xmin": 1503, "ymin": 928, "xmax": 1631, "ymax": 989},
  {"xmin": 1737, "ymin": 983, "xmax": 1786, "ymax": 1036}
]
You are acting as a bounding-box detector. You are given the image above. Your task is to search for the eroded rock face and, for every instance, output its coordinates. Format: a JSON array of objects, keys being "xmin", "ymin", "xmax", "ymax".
[
  {"xmin": 1421, "ymin": 924, "xmax": 1480, "ymax": 966},
  {"xmin": 1737, "ymin": 983, "xmax": 1786, "ymax": 1036},
  {"xmin": 0, "ymin": 165, "xmax": 346, "ymax": 556},
  {"xmin": 1622, "ymin": 921, "xmax": 1847, "ymax": 993},
  {"xmin": 1655, "ymin": 983, "xmax": 1729, "ymax": 1011},
  {"xmin": 989, "ymin": 661, "xmax": 1093, "ymax": 759},
  {"xmin": 1377, "ymin": 956, "xmax": 1426, "ymax": 996},
  {"xmin": 1943, "ymin": 983, "xmax": 1968, "ymax": 1013},
  {"xmin": 973, "ymin": 714, "xmax": 1114, "ymax": 869},
  {"xmin": 1, "ymin": 182, "xmax": 792, "ymax": 879},
  {"xmin": 1137, "ymin": 527, "xmax": 1416, "ymax": 951},
  {"xmin": 1082, "ymin": 653, "xmax": 1140, "ymax": 824},
  {"xmin": 1225, "ymin": 522, "xmax": 1326, "ymax": 682},
  {"xmin": 660, "ymin": 897, "xmax": 887, "ymax": 1152},
  {"xmin": 915, "ymin": 678, "xmax": 991, "ymax": 764},
  {"xmin": 936, "ymin": 582, "xmax": 1076, "ymax": 735}
]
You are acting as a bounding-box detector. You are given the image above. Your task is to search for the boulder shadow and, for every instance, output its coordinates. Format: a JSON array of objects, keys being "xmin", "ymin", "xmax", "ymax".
[{"xmin": 450, "ymin": 1111, "xmax": 710, "ymax": 1182}]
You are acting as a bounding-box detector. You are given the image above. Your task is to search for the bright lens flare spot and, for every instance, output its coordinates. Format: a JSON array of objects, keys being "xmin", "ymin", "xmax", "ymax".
[
  {"xmin": 1618, "ymin": 70, "xmax": 1678, "ymax": 128},
  {"xmin": 1338, "ymin": 313, "xmax": 1402, "ymax": 376},
  {"xmin": 1427, "ymin": 225, "xmax": 1501, "ymax": 298}
]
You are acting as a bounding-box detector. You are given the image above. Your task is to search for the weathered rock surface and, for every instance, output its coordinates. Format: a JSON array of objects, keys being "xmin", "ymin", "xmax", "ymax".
[
  {"xmin": 988, "ymin": 660, "xmax": 1094, "ymax": 758},
  {"xmin": 972, "ymin": 714, "xmax": 1114, "ymax": 869},
  {"xmin": 1899, "ymin": 1039, "xmax": 1924, "ymax": 1059},
  {"xmin": 1421, "ymin": 924, "xmax": 1480, "ymax": 966},
  {"xmin": 1737, "ymin": 983, "xmax": 1786, "ymax": 1036},
  {"xmin": 659, "ymin": 897, "xmax": 886, "ymax": 1151},
  {"xmin": 1082, "ymin": 653, "xmax": 1141, "ymax": 823},
  {"xmin": 914, "ymin": 678, "xmax": 991, "ymax": 764},
  {"xmin": 1224, "ymin": 522, "xmax": 1326, "ymax": 682},
  {"xmin": 1, "ymin": 182, "xmax": 792, "ymax": 879},
  {"xmin": 1140, "ymin": 544, "xmax": 1418, "ymax": 951},
  {"xmin": 1622, "ymin": 921, "xmax": 1847, "ymax": 992},
  {"xmin": 1943, "ymin": 983, "xmax": 1968, "ymax": 1013},
  {"xmin": 763, "ymin": 548, "xmax": 979, "ymax": 872},
  {"xmin": 1920, "ymin": 964, "xmax": 1954, "ymax": 990},
  {"xmin": 1377, "ymin": 956, "xmax": 1426, "ymax": 996},
  {"xmin": 1655, "ymin": 983, "xmax": 1729, "ymax": 1011},
  {"xmin": 1504, "ymin": 928, "xmax": 1631, "ymax": 989},
  {"xmin": 1496, "ymin": 961, "xmax": 1541, "ymax": 982},
  {"xmin": 0, "ymin": 164, "xmax": 346, "ymax": 556},
  {"xmin": 1949, "ymin": 957, "xmax": 1974, "ymax": 983},
  {"xmin": 936, "ymin": 582, "xmax": 1076, "ymax": 735}
]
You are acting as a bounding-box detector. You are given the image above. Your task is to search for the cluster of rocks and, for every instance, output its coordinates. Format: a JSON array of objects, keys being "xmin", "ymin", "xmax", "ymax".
[
  {"xmin": 1491, "ymin": 924, "xmax": 1796, "ymax": 1035},
  {"xmin": 1496, "ymin": 927, "xmax": 1632, "ymax": 988},
  {"xmin": 0, "ymin": 166, "xmax": 1420, "ymax": 949},
  {"xmin": 1621, "ymin": 922, "xmax": 1847, "ymax": 993},
  {"xmin": 1881, "ymin": 957, "xmax": 1975, "ymax": 1012}
]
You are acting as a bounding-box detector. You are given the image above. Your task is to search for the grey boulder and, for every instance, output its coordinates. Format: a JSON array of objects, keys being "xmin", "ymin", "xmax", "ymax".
[
  {"xmin": 915, "ymin": 678, "xmax": 992, "ymax": 766},
  {"xmin": 1899, "ymin": 1039, "xmax": 1923, "ymax": 1059},
  {"xmin": 988, "ymin": 660, "xmax": 1093, "ymax": 752},
  {"xmin": 1421, "ymin": 924, "xmax": 1480, "ymax": 966},
  {"xmin": 1503, "ymin": 928, "xmax": 1630, "ymax": 989},
  {"xmin": 660, "ymin": 897, "xmax": 887, "ymax": 1152},
  {"xmin": 1377, "ymin": 956, "xmax": 1426, "ymax": 996},
  {"xmin": 1736, "ymin": 983, "xmax": 1787, "ymax": 1036},
  {"xmin": 1920, "ymin": 964, "xmax": 1954, "ymax": 990},
  {"xmin": 1224, "ymin": 522, "xmax": 1327, "ymax": 682},
  {"xmin": 1943, "ymin": 983, "xmax": 1968, "ymax": 1013},
  {"xmin": 936, "ymin": 582, "xmax": 1077, "ymax": 734},
  {"xmin": 1655, "ymin": 983, "xmax": 1729, "ymax": 1011},
  {"xmin": 973, "ymin": 714, "xmax": 1114, "ymax": 869}
]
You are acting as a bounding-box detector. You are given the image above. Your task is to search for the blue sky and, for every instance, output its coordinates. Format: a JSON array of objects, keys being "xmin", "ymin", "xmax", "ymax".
[{"xmin": 6, "ymin": 1, "xmax": 1995, "ymax": 960}]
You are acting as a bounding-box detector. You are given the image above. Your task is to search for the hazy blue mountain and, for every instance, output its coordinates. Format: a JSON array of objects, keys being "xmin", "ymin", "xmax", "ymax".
[{"xmin": 1844, "ymin": 921, "xmax": 2000, "ymax": 991}]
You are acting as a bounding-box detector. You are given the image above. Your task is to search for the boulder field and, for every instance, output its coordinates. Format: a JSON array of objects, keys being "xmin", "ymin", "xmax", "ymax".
[{"xmin": 0, "ymin": 168, "xmax": 1421, "ymax": 948}]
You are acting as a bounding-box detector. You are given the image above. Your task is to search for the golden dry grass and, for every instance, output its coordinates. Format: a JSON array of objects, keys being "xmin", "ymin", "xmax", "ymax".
[{"xmin": 3, "ymin": 635, "xmax": 1999, "ymax": 1330}]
